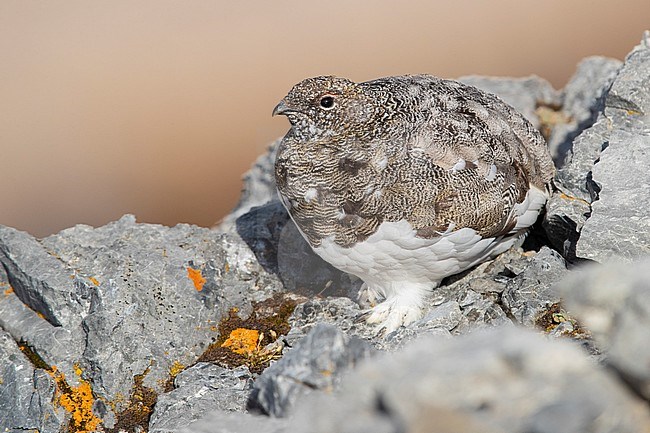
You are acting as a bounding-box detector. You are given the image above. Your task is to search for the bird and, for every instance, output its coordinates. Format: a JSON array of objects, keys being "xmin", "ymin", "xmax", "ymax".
[{"xmin": 272, "ymin": 75, "xmax": 555, "ymax": 334}]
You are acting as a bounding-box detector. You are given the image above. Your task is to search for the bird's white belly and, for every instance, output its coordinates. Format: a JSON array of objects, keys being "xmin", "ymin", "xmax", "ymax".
[{"xmin": 313, "ymin": 219, "xmax": 519, "ymax": 289}]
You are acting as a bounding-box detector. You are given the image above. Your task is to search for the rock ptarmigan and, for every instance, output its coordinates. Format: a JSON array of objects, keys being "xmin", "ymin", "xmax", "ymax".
[{"xmin": 273, "ymin": 75, "xmax": 555, "ymax": 333}]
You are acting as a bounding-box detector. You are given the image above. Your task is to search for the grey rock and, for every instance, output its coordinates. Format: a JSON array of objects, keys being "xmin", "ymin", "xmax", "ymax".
[
  {"xmin": 502, "ymin": 247, "xmax": 567, "ymax": 326},
  {"xmin": 380, "ymin": 301, "xmax": 460, "ymax": 350},
  {"xmin": 547, "ymin": 35, "xmax": 650, "ymax": 263},
  {"xmin": 0, "ymin": 215, "xmax": 284, "ymax": 427},
  {"xmin": 414, "ymin": 300, "xmax": 462, "ymax": 330},
  {"xmin": 454, "ymin": 289, "xmax": 511, "ymax": 332},
  {"xmin": 555, "ymin": 113, "xmax": 611, "ymax": 202},
  {"xmin": 605, "ymin": 32, "xmax": 650, "ymax": 115},
  {"xmin": 287, "ymin": 297, "xmax": 387, "ymax": 349},
  {"xmin": 439, "ymin": 254, "xmax": 515, "ymax": 333},
  {"xmin": 559, "ymin": 32, "xmax": 649, "ymax": 198},
  {"xmin": 150, "ymin": 364, "xmax": 253, "ymax": 432},
  {"xmin": 0, "ymin": 260, "xmax": 8, "ymax": 285},
  {"xmin": 288, "ymin": 297, "xmax": 365, "ymax": 339},
  {"xmin": 0, "ymin": 328, "xmax": 65, "ymax": 433},
  {"xmin": 219, "ymin": 139, "xmax": 280, "ymax": 229},
  {"xmin": 556, "ymin": 259, "xmax": 650, "ymax": 400},
  {"xmin": 433, "ymin": 247, "xmax": 566, "ymax": 332},
  {"xmin": 235, "ymin": 201, "xmax": 359, "ymax": 299},
  {"xmin": 0, "ymin": 267, "xmax": 85, "ymax": 390},
  {"xmin": 542, "ymin": 187, "xmax": 591, "ymax": 261},
  {"xmin": 248, "ymin": 323, "xmax": 375, "ymax": 417},
  {"xmin": 574, "ymin": 34, "xmax": 650, "ymax": 262},
  {"xmin": 288, "ymin": 326, "xmax": 650, "ymax": 433},
  {"xmin": 0, "ymin": 226, "xmax": 91, "ymax": 329},
  {"xmin": 459, "ymin": 75, "xmax": 560, "ymax": 128},
  {"xmin": 180, "ymin": 411, "xmax": 286, "ymax": 433},
  {"xmin": 549, "ymin": 56, "xmax": 622, "ymax": 165},
  {"xmin": 576, "ymin": 130, "xmax": 650, "ymax": 261}
]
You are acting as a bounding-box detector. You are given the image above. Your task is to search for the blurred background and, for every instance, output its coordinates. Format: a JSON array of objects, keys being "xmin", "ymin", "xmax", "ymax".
[{"xmin": 2, "ymin": 1, "xmax": 649, "ymax": 238}]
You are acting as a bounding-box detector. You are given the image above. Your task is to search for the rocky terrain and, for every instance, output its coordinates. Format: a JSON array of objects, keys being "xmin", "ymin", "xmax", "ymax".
[{"xmin": 1, "ymin": 32, "xmax": 650, "ymax": 433}]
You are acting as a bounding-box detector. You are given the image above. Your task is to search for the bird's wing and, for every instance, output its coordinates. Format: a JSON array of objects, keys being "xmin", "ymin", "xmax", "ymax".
[{"xmin": 404, "ymin": 84, "xmax": 548, "ymax": 239}]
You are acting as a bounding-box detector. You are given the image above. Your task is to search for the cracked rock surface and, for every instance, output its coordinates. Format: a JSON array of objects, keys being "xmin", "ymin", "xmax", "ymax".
[
  {"xmin": 2, "ymin": 33, "xmax": 650, "ymax": 433},
  {"xmin": 0, "ymin": 216, "xmax": 284, "ymax": 431}
]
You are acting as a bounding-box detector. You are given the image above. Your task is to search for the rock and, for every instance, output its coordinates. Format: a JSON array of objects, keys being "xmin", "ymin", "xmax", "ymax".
[
  {"xmin": 406, "ymin": 300, "xmax": 462, "ymax": 334},
  {"xmin": 433, "ymin": 247, "xmax": 567, "ymax": 333},
  {"xmin": 0, "ymin": 215, "xmax": 284, "ymax": 429},
  {"xmin": 0, "ymin": 225, "xmax": 91, "ymax": 329},
  {"xmin": 234, "ymin": 201, "xmax": 289, "ymax": 275},
  {"xmin": 380, "ymin": 301, "xmax": 460, "ymax": 350},
  {"xmin": 0, "ymin": 232, "xmax": 87, "ymax": 389},
  {"xmin": 287, "ymin": 297, "xmax": 383, "ymax": 348},
  {"xmin": 0, "ymin": 328, "xmax": 65, "ymax": 433},
  {"xmin": 555, "ymin": 114, "xmax": 611, "ymax": 202},
  {"xmin": 219, "ymin": 139, "xmax": 281, "ymax": 229},
  {"xmin": 501, "ymin": 247, "xmax": 567, "ymax": 326},
  {"xmin": 0, "ymin": 259, "xmax": 8, "ymax": 285},
  {"xmin": 247, "ymin": 323, "xmax": 375, "ymax": 417},
  {"xmin": 235, "ymin": 201, "xmax": 359, "ymax": 299},
  {"xmin": 546, "ymin": 34, "xmax": 650, "ymax": 263},
  {"xmin": 541, "ymin": 189, "xmax": 591, "ymax": 262},
  {"xmin": 556, "ymin": 259, "xmax": 650, "ymax": 401},
  {"xmin": 574, "ymin": 34, "xmax": 650, "ymax": 261},
  {"xmin": 459, "ymin": 75, "xmax": 560, "ymax": 128},
  {"xmin": 149, "ymin": 364, "xmax": 253, "ymax": 432},
  {"xmin": 180, "ymin": 411, "xmax": 287, "ymax": 433},
  {"xmin": 287, "ymin": 326, "xmax": 650, "ymax": 433},
  {"xmin": 576, "ymin": 129, "xmax": 650, "ymax": 261},
  {"xmin": 549, "ymin": 56, "xmax": 622, "ymax": 165}
]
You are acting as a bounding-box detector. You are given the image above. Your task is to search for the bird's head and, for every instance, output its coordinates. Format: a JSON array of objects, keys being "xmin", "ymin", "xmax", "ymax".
[{"xmin": 273, "ymin": 76, "xmax": 379, "ymax": 142}]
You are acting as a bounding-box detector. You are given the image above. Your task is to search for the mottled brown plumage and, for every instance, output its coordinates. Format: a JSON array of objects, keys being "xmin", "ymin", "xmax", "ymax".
[{"xmin": 273, "ymin": 74, "xmax": 555, "ymax": 333}]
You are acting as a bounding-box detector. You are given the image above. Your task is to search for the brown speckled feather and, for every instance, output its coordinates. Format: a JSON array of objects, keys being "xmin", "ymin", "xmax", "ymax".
[{"xmin": 274, "ymin": 75, "xmax": 554, "ymax": 248}]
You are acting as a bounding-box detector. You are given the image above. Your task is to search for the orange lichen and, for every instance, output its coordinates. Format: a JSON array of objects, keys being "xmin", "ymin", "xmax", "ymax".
[
  {"xmin": 187, "ymin": 267, "xmax": 206, "ymax": 291},
  {"xmin": 3, "ymin": 286, "xmax": 13, "ymax": 296},
  {"xmin": 198, "ymin": 294, "xmax": 296, "ymax": 373},
  {"xmin": 559, "ymin": 193, "xmax": 590, "ymax": 205},
  {"xmin": 221, "ymin": 328, "xmax": 260, "ymax": 355},
  {"xmin": 49, "ymin": 365, "xmax": 102, "ymax": 433},
  {"xmin": 88, "ymin": 277, "xmax": 100, "ymax": 286}
]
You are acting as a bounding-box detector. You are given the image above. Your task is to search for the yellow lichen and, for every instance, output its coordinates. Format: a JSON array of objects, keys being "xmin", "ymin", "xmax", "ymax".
[
  {"xmin": 186, "ymin": 267, "xmax": 206, "ymax": 292},
  {"xmin": 169, "ymin": 361, "xmax": 185, "ymax": 378},
  {"xmin": 221, "ymin": 328, "xmax": 260, "ymax": 355},
  {"xmin": 49, "ymin": 365, "xmax": 102, "ymax": 433},
  {"xmin": 88, "ymin": 277, "xmax": 100, "ymax": 286}
]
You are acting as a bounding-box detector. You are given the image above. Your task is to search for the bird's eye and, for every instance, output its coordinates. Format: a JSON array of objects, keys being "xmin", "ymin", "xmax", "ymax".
[{"xmin": 319, "ymin": 96, "xmax": 335, "ymax": 109}]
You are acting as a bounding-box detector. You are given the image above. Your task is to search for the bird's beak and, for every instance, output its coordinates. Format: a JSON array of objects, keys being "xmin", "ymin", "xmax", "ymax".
[{"xmin": 272, "ymin": 100, "xmax": 289, "ymax": 117}]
